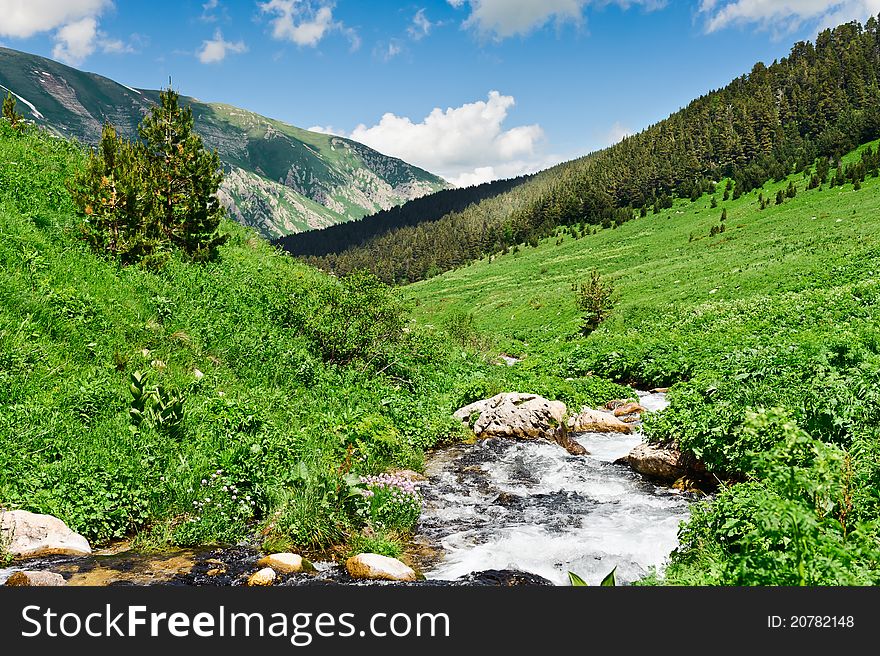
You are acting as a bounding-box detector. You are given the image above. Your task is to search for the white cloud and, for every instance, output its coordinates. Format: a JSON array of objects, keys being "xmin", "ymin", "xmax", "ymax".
[
  {"xmin": 259, "ymin": 0, "xmax": 358, "ymax": 49},
  {"xmin": 201, "ymin": 0, "xmax": 221, "ymax": 21},
  {"xmin": 375, "ymin": 39, "xmax": 404, "ymax": 61},
  {"xmin": 52, "ymin": 17, "xmax": 99, "ymax": 65},
  {"xmin": 0, "ymin": 0, "xmax": 111, "ymax": 38},
  {"xmin": 408, "ymin": 8, "xmax": 434, "ymax": 40},
  {"xmin": 447, "ymin": 0, "xmax": 667, "ymax": 39},
  {"xmin": 699, "ymin": 1, "xmax": 880, "ymax": 33},
  {"xmin": 603, "ymin": 121, "xmax": 632, "ymax": 146},
  {"xmin": 339, "ymin": 91, "xmax": 551, "ymax": 186},
  {"xmin": 197, "ymin": 29, "xmax": 248, "ymax": 63},
  {"xmin": 0, "ymin": 1, "xmax": 139, "ymax": 65}
]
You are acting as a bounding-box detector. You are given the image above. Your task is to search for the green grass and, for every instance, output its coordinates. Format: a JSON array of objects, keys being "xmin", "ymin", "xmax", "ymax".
[
  {"xmin": 409, "ymin": 142, "xmax": 880, "ymax": 585},
  {"xmin": 0, "ymin": 120, "xmax": 628, "ymax": 559},
  {"xmin": 410, "ymin": 141, "xmax": 880, "ymax": 354}
]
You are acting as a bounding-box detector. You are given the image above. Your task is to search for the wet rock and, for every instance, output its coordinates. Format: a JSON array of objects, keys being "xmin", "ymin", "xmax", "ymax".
[
  {"xmin": 247, "ymin": 568, "xmax": 276, "ymax": 586},
  {"xmin": 626, "ymin": 443, "xmax": 687, "ymax": 482},
  {"xmin": 492, "ymin": 492, "xmax": 521, "ymax": 506},
  {"xmin": 257, "ymin": 553, "xmax": 305, "ymax": 574},
  {"xmin": 650, "ymin": 388, "xmax": 670, "ymax": 394},
  {"xmin": 613, "ymin": 403, "xmax": 647, "ymax": 417},
  {"xmin": 568, "ymin": 408, "xmax": 632, "ymax": 434},
  {"xmin": 457, "ymin": 570, "xmax": 554, "ymax": 586},
  {"xmin": 454, "ymin": 393, "xmax": 567, "ymax": 441},
  {"xmin": 6, "ymin": 571, "xmax": 66, "ymax": 587},
  {"xmin": 346, "ymin": 553, "xmax": 417, "ymax": 582},
  {"xmin": 0, "ymin": 510, "xmax": 91, "ymax": 559},
  {"xmin": 553, "ymin": 426, "xmax": 589, "ymax": 456}
]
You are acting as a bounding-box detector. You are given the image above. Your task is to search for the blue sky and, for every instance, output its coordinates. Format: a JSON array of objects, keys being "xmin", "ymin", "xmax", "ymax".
[{"xmin": 2, "ymin": 1, "xmax": 880, "ymax": 184}]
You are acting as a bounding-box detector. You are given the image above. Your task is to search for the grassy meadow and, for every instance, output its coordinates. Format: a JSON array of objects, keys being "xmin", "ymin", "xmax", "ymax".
[
  {"xmin": 410, "ymin": 141, "xmax": 880, "ymax": 584},
  {"xmin": 0, "ymin": 119, "xmax": 627, "ymax": 563}
]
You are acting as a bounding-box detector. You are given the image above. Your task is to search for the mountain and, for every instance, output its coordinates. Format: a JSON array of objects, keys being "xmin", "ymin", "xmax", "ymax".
[
  {"xmin": 0, "ymin": 47, "xmax": 450, "ymax": 239},
  {"xmin": 298, "ymin": 17, "xmax": 880, "ymax": 284}
]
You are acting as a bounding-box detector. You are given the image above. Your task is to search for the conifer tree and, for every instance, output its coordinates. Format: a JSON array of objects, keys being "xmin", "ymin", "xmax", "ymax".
[
  {"xmin": 71, "ymin": 124, "xmax": 161, "ymax": 265},
  {"xmin": 138, "ymin": 88, "xmax": 227, "ymax": 262},
  {"xmin": 2, "ymin": 92, "xmax": 23, "ymax": 130}
]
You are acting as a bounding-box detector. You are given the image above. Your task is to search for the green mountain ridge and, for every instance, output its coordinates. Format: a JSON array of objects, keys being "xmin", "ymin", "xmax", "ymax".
[{"xmin": 0, "ymin": 47, "xmax": 450, "ymax": 239}]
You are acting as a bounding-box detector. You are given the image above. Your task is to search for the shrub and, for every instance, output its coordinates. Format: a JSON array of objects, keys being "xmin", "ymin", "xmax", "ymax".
[
  {"xmin": 172, "ymin": 469, "xmax": 256, "ymax": 546},
  {"xmin": 573, "ymin": 270, "xmax": 616, "ymax": 336},
  {"xmin": 2, "ymin": 92, "xmax": 24, "ymax": 131},
  {"xmin": 442, "ymin": 310, "xmax": 487, "ymax": 350},
  {"xmin": 291, "ymin": 270, "xmax": 409, "ymax": 368}
]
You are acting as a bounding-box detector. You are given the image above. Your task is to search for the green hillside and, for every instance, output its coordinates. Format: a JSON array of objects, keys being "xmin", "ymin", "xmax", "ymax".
[
  {"xmin": 0, "ymin": 119, "xmax": 624, "ymax": 560},
  {"xmin": 0, "ymin": 47, "xmax": 450, "ymax": 239},
  {"xmin": 305, "ymin": 19, "xmax": 880, "ymax": 284},
  {"xmin": 410, "ymin": 141, "xmax": 880, "ymax": 584}
]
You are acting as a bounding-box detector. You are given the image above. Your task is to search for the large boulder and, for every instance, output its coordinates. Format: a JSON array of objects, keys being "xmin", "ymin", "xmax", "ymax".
[
  {"xmin": 346, "ymin": 553, "xmax": 417, "ymax": 582},
  {"xmin": 5, "ymin": 571, "xmax": 66, "ymax": 587},
  {"xmin": 625, "ymin": 443, "xmax": 687, "ymax": 482},
  {"xmin": 0, "ymin": 510, "xmax": 91, "ymax": 559},
  {"xmin": 454, "ymin": 393, "xmax": 586, "ymax": 455},
  {"xmin": 568, "ymin": 408, "xmax": 633, "ymax": 434},
  {"xmin": 455, "ymin": 393, "xmax": 567, "ymax": 439}
]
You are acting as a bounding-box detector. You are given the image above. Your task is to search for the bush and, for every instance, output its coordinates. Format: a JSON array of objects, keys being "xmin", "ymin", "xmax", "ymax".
[
  {"xmin": 573, "ymin": 270, "xmax": 616, "ymax": 336},
  {"xmin": 172, "ymin": 469, "xmax": 256, "ymax": 546},
  {"xmin": 666, "ymin": 409, "xmax": 880, "ymax": 585},
  {"xmin": 290, "ymin": 270, "xmax": 409, "ymax": 368}
]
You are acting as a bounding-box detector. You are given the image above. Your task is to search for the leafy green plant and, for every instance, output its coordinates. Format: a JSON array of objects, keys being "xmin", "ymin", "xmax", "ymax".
[
  {"xmin": 346, "ymin": 530, "xmax": 404, "ymax": 559},
  {"xmin": 128, "ymin": 371, "xmax": 185, "ymax": 440},
  {"xmin": 573, "ymin": 270, "xmax": 615, "ymax": 336},
  {"xmin": 172, "ymin": 469, "xmax": 256, "ymax": 546},
  {"xmin": 568, "ymin": 567, "xmax": 617, "ymax": 586}
]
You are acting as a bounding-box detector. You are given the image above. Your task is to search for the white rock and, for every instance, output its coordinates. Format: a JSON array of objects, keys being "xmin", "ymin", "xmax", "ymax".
[
  {"xmin": 247, "ymin": 567, "xmax": 276, "ymax": 586},
  {"xmin": 0, "ymin": 510, "xmax": 91, "ymax": 559}
]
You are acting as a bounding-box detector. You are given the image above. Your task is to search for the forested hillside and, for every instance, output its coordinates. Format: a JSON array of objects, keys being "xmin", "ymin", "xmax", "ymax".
[
  {"xmin": 276, "ymin": 173, "xmax": 532, "ymax": 259},
  {"xmin": 306, "ymin": 18, "xmax": 880, "ymax": 284}
]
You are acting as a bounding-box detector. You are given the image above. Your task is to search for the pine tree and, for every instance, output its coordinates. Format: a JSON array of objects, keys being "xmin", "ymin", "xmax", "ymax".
[
  {"xmin": 138, "ymin": 88, "xmax": 227, "ymax": 262},
  {"xmin": 721, "ymin": 208, "xmax": 728, "ymax": 222},
  {"xmin": 2, "ymin": 92, "xmax": 23, "ymax": 130},
  {"xmin": 70, "ymin": 124, "xmax": 161, "ymax": 265}
]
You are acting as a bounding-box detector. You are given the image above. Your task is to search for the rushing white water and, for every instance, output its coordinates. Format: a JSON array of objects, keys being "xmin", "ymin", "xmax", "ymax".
[{"xmin": 418, "ymin": 391, "xmax": 692, "ymax": 586}]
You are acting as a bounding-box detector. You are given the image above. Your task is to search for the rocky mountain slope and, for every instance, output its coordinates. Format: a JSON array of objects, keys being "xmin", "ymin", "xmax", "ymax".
[{"xmin": 0, "ymin": 47, "xmax": 450, "ymax": 238}]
